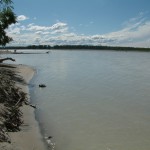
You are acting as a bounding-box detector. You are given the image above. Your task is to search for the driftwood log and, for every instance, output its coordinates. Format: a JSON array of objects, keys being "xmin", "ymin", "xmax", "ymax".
[{"xmin": 0, "ymin": 57, "xmax": 15, "ymax": 63}]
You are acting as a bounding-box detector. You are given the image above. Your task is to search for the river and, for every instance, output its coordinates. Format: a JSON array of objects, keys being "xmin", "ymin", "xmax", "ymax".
[{"xmin": 4, "ymin": 50, "xmax": 150, "ymax": 150}]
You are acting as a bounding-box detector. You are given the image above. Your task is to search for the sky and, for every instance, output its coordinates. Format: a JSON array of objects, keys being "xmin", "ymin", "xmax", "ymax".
[{"xmin": 6, "ymin": 0, "xmax": 150, "ymax": 47}]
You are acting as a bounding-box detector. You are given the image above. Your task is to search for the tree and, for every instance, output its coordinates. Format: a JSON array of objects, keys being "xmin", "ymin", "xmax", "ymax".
[{"xmin": 0, "ymin": 0, "xmax": 17, "ymax": 46}]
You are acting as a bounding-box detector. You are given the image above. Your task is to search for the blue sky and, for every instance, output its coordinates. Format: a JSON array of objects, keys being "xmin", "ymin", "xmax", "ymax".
[{"xmin": 7, "ymin": 0, "xmax": 150, "ymax": 47}]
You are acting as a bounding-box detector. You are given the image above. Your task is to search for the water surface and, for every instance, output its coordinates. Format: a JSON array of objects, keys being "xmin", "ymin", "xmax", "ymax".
[{"xmin": 4, "ymin": 50, "xmax": 150, "ymax": 150}]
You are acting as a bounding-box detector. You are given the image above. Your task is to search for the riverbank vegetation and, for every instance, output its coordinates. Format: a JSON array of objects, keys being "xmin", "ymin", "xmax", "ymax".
[
  {"xmin": 1, "ymin": 45, "xmax": 150, "ymax": 51},
  {"xmin": 0, "ymin": 64, "xmax": 27, "ymax": 143}
]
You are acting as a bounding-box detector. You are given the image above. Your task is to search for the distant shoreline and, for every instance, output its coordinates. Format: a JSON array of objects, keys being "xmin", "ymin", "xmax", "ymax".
[
  {"xmin": 0, "ymin": 49, "xmax": 45, "ymax": 54},
  {"xmin": 0, "ymin": 45, "xmax": 150, "ymax": 52}
]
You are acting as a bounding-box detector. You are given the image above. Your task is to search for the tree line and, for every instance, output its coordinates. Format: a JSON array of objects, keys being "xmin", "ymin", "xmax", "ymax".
[{"xmin": 1, "ymin": 45, "xmax": 150, "ymax": 51}]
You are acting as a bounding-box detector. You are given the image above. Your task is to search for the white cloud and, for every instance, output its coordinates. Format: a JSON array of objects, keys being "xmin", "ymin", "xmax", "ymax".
[
  {"xmin": 102, "ymin": 19, "xmax": 150, "ymax": 45},
  {"xmin": 8, "ymin": 27, "xmax": 20, "ymax": 35},
  {"xmin": 51, "ymin": 22, "xmax": 67, "ymax": 30},
  {"xmin": 27, "ymin": 25, "xmax": 49, "ymax": 31},
  {"xmin": 17, "ymin": 15, "xmax": 29, "ymax": 21},
  {"xmin": 35, "ymin": 31, "xmax": 50, "ymax": 35},
  {"xmin": 25, "ymin": 22, "xmax": 68, "ymax": 35},
  {"xmin": 51, "ymin": 27, "xmax": 68, "ymax": 34},
  {"xmin": 6, "ymin": 14, "xmax": 150, "ymax": 47}
]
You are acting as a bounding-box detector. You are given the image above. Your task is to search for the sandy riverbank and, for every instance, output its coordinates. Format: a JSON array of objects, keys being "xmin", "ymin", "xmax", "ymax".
[{"xmin": 0, "ymin": 64, "xmax": 46, "ymax": 150}]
